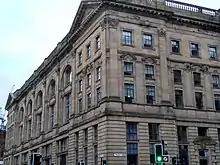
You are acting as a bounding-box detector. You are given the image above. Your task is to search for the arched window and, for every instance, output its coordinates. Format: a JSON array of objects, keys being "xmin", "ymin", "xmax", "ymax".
[
  {"xmin": 27, "ymin": 100, "xmax": 32, "ymax": 115},
  {"xmin": 37, "ymin": 91, "xmax": 43, "ymax": 108},
  {"xmin": 20, "ymin": 107, "xmax": 24, "ymax": 121},
  {"xmin": 63, "ymin": 65, "xmax": 72, "ymax": 87},
  {"xmin": 48, "ymin": 79, "xmax": 56, "ymax": 98}
]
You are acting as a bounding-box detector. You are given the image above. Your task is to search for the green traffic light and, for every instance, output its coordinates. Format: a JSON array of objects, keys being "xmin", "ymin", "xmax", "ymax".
[{"xmin": 156, "ymin": 156, "xmax": 162, "ymax": 162}]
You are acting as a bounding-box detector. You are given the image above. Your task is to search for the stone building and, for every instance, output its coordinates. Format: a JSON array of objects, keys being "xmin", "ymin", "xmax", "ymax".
[{"xmin": 3, "ymin": 0, "xmax": 220, "ymax": 165}]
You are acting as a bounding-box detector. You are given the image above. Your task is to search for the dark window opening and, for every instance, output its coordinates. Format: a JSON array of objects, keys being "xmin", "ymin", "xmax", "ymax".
[
  {"xmin": 209, "ymin": 46, "xmax": 217, "ymax": 59},
  {"xmin": 190, "ymin": 43, "xmax": 199, "ymax": 57},
  {"xmin": 215, "ymin": 94, "xmax": 220, "ymax": 111},
  {"xmin": 171, "ymin": 40, "xmax": 180, "ymax": 53},
  {"xmin": 124, "ymin": 62, "xmax": 133, "ymax": 75},
  {"xmin": 212, "ymin": 75, "xmax": 220, "ymax": 88},
  {"xmin": 143, "ymin": 34, "xmax": 152, "ymax": 48},
  {"xmin": 175, "ymin": 90, "xmax": 184, "ymax": 108},
  {"xmin": 146, "ymin": 86, "xmax": 155, "ymax": 104},
  {"xmin": 195, "ymin": 92, "xmax": 203, "ymax": 109},
  {"xmin": 122, "ymin": 30, "xmax": 132, "ymax": 46},
  {"xmin": 174, "ymin": 70, "xmax": 182, "ymax": 84},
  {"xmin": 198, "ymin": 127, "xmax": 207, "ymax": 136},
  {"xmin": 124, "ymin": 84, "xmax": 134, "ymax": 103},
  {"xmin": 149, "ymin": 123, "xmax": 159, "ymax": 141},
  {"xmin": 193, "ymin": 72, "xmax": 201, "ymax": 86},
  {"xmin": 145, "ymin": 65, "xmax": 154, "ymax": 79},
  {"xmin": 177, "ymin": 126, "xmax": 187, "ymax": 143}
]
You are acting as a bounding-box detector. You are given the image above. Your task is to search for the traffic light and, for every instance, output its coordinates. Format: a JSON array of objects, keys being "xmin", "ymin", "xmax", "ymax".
[
  {"xmin": 102, "ymin": 160, "xmax": 107, "ymax": 165},
  {"xmin": 162, "ymin": 155, "xmax": 170, "ymax": 163},
  {"xmin": 155, "ymin": 144, "xmax": 163, "ymax": 163}
]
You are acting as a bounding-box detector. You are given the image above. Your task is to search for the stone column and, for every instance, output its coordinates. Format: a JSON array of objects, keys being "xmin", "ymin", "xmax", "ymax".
[
  {"xmin": 158, "ymin": 28, "xmax": 170, "ymax": 104},
  {"xmin": 204, "ymin": 69, "xmax": 214, "ymax": 110},
  {"xmin": 183, "ymin": 66, "xmax": 194, "ymax": 108}
]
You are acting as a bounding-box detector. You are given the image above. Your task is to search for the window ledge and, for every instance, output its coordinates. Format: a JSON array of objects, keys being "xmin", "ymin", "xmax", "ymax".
[
  {"xmin": 171, "ymin": 52, "xmax": 181, "ymax": 55},
  {"xmin": 143, "ymin": 46, "xmax": 155, "ymax": 51},
  {"xmin": 122, "ymin": 44, "xmax": 135, "ymax": 47}
]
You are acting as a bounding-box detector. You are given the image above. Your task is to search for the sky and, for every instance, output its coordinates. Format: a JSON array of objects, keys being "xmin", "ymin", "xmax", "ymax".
[{"xmin": 0, "ymin": 0, "xmax": 219, "ymax": 114}]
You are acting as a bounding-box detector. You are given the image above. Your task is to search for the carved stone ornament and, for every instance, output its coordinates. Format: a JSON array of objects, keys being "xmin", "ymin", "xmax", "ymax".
[
  {"xmin": 190, "ymin": 63, "xmax": 203, "ymax": 72},
  {"xmin": 43, "ymin": 78, "xmax": 46, "ymax": 88},
  {"xmin": 203, "ymin": 65, "xmax": 209, "ymax": 74},
  {"xmin": 86, "ymin": 63, "xmax": 94, "ymax": 73},
  {"xmin": 55, "ymin": 65, "xmax": 60, "ymax": 75},
  {"xmin": 120, "ymin": 54, "xmax": 137, "ymax": 61},
  {"xmin": 141, "ymin": 57, "xmax": 157, "ymax": 64},
  {"xmin": 158, "ymin": 28, "xmax": 166, "ymax": 37},
  {"xmin": 100, "ymin": 17, "xmax": 119, "ymax": 30},
  {"xmin": 184, "ymin": 63, "xmax": 191, "ymax": 71},
  {"xmin": 70, "ymin": 50, "xmax": 76, "ymax": 58}
]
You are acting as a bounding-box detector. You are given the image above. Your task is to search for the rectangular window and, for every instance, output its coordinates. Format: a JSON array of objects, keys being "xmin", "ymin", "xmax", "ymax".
[
  {"xmin": 50, "ymin": 105, "xmax": 54, "ymax": 129},
  {"xmin": 84, "ymin": 147, "xmax": 88, "ymax": 165},
  {"xmin": 93, "ymin": 125, "xmax": 98, "ymax": 142},
  {"xmin": 149, "ymin": 123, "xmax": 159, "ymax": 141},
  {"xmin": 190, "ymin": 43, "xmax": 199, "ymax": 57},
  {"xmin": 96, "ymin": 87, "xmax": 101, "ymax": 103},
  {"xmin": 195, "ymin": 92, "xmax": 203, "ymax": 109},
  {"xmin": 146, "ymin": 86, "xmax": 155, "ymax": 104},
  {"xmin": 84, "ymin": 128, "xmax": 88, "ymax": 145},
  {"xmin": 177, "ymin": 126, "xmax": 187, "ymax": 143},
  {"xmin": 96, "ymin": 35, "xmax": 101, "ymax": 50},
  {"xmin": 87, "ymin": 44, "xmax": 91, "ymax": 58},
  {"xmin": 65, "ymin": 94, "xmax": 71, "ymax": 121},
  {"xmin": 212, "ymin": 75, "xmax": 220, "ymax": 88},
  {"xmin": 87, "ymin": 93, "xmax": 92, "ymax": 108},
  {"xmin": 124, "ymin": 62, "xmax": 133, "ymax": 75},
  {"xmin": 143, "ymin": 34, "xmax": 152, "ymax": 48},
  {"xmin": 122, "ymin": 30, "xmax": 132, "ymax": 45},
  {"xmin": 171, "ymin": 40, "xmax": 180, "ymax": 53},
  {"xmin": 96, "ymin": 66, "xmax": 101, "ymax": 81},
  {"xmin": 75, "ymin": 132, "xmax": 79, "ymax": 164},
  {"xmin": 174, "ymin": 70, "xmax": 182, "ymax": 84},
  {"xmin": 127, "ymin": 143, "xmax": 138, "ymax": 165},
  {"xmin": 215, "ymin": 94, "xmax": 220, "ymax": 111},
  {"xmin": 193, "ymin": 72, "xmax": 201, "ymax": 86},
  {"xmin": 198, "ymin": 127, "xmax": 207, "ymax": 136},
  {"xmin": 79, "ymin": 80, "xmax": 83, "ymax": 92},
  {"xmin": 87, "ymin": 73, "xmax": 92, "ymax": 87},
  {"xmin": 78, "ymin": 52, "xmax": 82, "ymax": 65},
  {"xmin": 124, "ymin": 83, "xmax": 134, "ymax": 103},
  {"xmin": 78, "ymin": 98, "xmax": 82, "ymax": 113},
  {"xmin": 28, "ymin": 120, "xmax": 31, "ymax": 139},
  {"xmin": 178, "ymin": 145, "xmax": 189, "ymax": 165},
  {"xmin": 126, "ymin": 122, "xmax": 137, "ymax": 141},
  {"xmin": 38, "ymin": 114, "xmax": 42, "ymax": 134},
  {"xmin": 209, "ymin": 46, "xmax": 217, "ymax": 59},
  {"xmin": 94, "ymin": 145, "xmax": 98, "ymax": 165},
  {"xmin": 145, "ymin": 65, "xmax": 154, "ymax": 79},
  {"xmin": 175, "ymin": 90, "xmax": 184, "ymax": 108}
]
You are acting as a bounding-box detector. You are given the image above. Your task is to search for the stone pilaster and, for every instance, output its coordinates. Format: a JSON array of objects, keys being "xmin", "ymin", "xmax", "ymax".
[
  {"xmin": 139, "ymin": 122, "xmax": 150, "ymax": 164},
  {"xmin": 183, "ymin": 68, "xmax": 194, "ymax": 107},
  {"xmin": 88, "ymin": 126, "xmax": 93, "ymax": 165},
  {"xmin": 158, "ymin": 28, "xmax": 170, "ymax": 104},
  {"xmin": 55, "ymin": 64, "xmax": 60, "ymax": 127},
  {"xmin": 68, "ymin": 130, "xmax": 76, "ymax": 165},
  {"xmin": 188, "ymin": 126, "xmax": 198, "ymax": 165},
  {"xmin": 204, "ymin": 72, "xmax": 214, "ymax": 110}
]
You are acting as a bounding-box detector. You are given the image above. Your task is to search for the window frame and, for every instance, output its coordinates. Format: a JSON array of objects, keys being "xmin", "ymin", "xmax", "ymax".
[
  {"xmin": 171, "ymin": 39, "xmax": 180, "ymax": 54},
  {"xmin": 175, "ymin": 90, "xmax": 184, "ymax": 108},
  {"xmin": 146, "ymin": 85, "xmax": 156, "ymax": 104},
  {"xmin": 122, "ymin": 29, "xmax": 133, "ymax": 46},
  {"xmin": 142, "ymin": 33, "xmax": 153, "ymax": 48},
  {"xmin": 190, "ymin": 42, "xmax": 200, "ymax": 57},
  {"xmin": 124, "ymin": 62, "xmax": 133, "ymax": 76},
  {"xmin": 209, "ymin": 45, "xmax": 217, "ymax": 60},
  {"xmin": 124, "ymin": 83, "xmax": 134, "ymax": 103}
]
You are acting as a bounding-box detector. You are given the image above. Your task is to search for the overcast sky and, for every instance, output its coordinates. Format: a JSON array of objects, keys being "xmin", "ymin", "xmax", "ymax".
[{"xmin": 0, "ymin": 0, "xmax": 219, "ymax": 112}]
